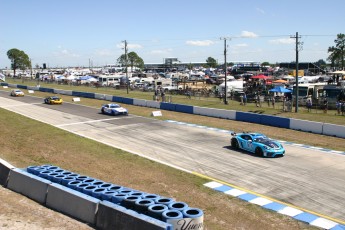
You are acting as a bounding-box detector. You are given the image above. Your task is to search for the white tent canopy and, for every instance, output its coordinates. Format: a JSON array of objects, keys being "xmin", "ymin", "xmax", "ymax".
[{"xmin": 330, "ymin": 70, "xmax": 345, "ymax": 75}]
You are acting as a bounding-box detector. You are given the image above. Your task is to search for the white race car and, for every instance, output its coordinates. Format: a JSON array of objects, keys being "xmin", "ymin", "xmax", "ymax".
[{"xmin": 101, "ymin": 103, "xmax": 128, "ymax": 116}]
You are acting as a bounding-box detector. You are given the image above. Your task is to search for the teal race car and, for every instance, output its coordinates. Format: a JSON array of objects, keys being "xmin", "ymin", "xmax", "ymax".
[{"xmin": 230, "ymin": 132, "xmax": 285, "ymax": 157}]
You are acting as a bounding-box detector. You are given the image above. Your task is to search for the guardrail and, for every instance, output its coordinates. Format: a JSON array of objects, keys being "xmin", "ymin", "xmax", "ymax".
[{"xmin": 1, "ymin": 83, "xmax": 344, "ymax": 138}]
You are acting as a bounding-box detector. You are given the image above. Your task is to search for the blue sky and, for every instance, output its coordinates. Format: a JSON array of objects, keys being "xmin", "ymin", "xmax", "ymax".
[{"xmin": 1, "ymin": 0, "xmax": 344, "ymax": 68}]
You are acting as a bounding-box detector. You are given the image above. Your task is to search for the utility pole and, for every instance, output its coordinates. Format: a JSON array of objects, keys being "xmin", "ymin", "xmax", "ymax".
[
  {"xmin": 291, "ymin": 32, "xmax": 302, "ymax": 112},
  {"xmin": 220, "ymin": 37, "xmax": 230, "ymax": 104},
  {"xmin": 123, "ymin": 40, "xmax": 129, "ymax": 94}
]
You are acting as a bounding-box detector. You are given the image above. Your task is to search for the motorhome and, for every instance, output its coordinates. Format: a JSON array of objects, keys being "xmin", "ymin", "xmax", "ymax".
[
  {"xmin": 314, "ymin": 83, "xmax": 345, "ymax": 109},
  {"xmin": 154, "ymin": 78, "xmax": 181, "ymax": 91},
  {"xmin": 97, "ymin": 75, "xmax": 123, "ymax": 87},
  {"xmin": 292, "ymin": 82, "xmax": 327, "ymax": 106}
]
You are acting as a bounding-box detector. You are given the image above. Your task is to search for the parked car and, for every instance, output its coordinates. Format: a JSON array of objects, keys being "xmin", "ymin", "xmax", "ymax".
[
  {"xmin": 101, "ymin": 103, "xmax": 128, "ymax": 116},
  {"xmin": 44, "ymin": 96, "xmax": 63, "ymax": 104},
  {"xmin": 10, "ymin": 89, "xmax": 24, "ymax": 97},
  {"xmin": 230, "ymin": 132, "xmax": 285, "ymax": 157}
]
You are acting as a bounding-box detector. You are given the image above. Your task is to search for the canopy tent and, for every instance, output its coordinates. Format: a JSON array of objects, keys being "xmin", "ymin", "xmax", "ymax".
[
  {"xmin": 272, "ymin": 79, "xmax": 288, "ymax": 84},
  {"xmin": 66, "ymin": 75, "xmax": 77, "ymax": 80},
  {"xmin": 269, "ymin": 86, "xmax": 292, "ymax": 93},
  {"xmin": 251, "ymin": 74, "xmax": 271, "ymax": 79},
  {"xmin": 330, "ymin": 70, "xmax": 345, "ymax": 75},
  {"xmin": 56, "ymin": 75, "xmax": 66, "ymax": 80}
]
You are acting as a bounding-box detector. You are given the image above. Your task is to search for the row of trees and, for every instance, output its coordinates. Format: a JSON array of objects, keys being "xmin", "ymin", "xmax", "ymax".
[{"xmin": 5, "ymin": 34, "xmax": 345, "ymax": 74}]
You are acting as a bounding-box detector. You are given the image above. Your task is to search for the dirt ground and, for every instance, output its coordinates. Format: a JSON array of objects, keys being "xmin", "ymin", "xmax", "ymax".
[{"xmin": 0, "ymin": 186, "xmax": 92, "ymax": 230}]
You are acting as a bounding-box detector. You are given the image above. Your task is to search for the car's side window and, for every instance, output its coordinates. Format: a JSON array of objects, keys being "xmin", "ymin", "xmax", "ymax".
[{"xmin": 241, "ymin": 135, "xmax": 251, "ymax": 141}]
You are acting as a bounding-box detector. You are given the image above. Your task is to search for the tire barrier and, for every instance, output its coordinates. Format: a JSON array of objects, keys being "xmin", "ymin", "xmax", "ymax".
[
  {"xmin": 25, "ymin": 164, "xmax": 204, "ymax": 229},
  {"xmin": 168, "ymin": 201, "xmax": 189, "ymax": 211},
  {"xmin": 134, "ymin": 199, "xmax": 155, "ymax": 214},
  {"xmin": 147, "ymin": 204, "xmax": 169, "ymax": 220},
  {"xmin": 162, "ymin": 210, "xmax": 183, "ymax": 222}
]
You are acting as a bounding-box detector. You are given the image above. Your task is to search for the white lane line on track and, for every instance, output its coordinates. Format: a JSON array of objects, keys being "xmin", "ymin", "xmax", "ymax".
[{"xmin": 56, "ymin": 116, "xmax": 133, "ymax": 127}]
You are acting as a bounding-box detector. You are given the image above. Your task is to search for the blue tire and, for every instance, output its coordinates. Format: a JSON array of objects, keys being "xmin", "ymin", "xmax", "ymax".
[
  {"xmin": 147, "ymin": 204, "xmax": 168, "ymax": 220},
  {"xmin": 182, "ymin": 208, "xmax": 204, "ymax": 218},
  {"xmin": 161, "ymin": 210, "xmax": 183, "ymax": 222},
  {"xmin": 168, "ymin": 202, "xmax": 189, "ymax": 211}
]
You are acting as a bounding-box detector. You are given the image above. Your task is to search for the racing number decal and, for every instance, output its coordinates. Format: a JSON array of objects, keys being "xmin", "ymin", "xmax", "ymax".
[{"xmin": 247, "ymin": 142, "xmax": 253, "ymax": 149}]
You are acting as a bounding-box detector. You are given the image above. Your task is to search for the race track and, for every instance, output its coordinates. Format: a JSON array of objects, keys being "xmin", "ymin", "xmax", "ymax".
[{"xmin": 0, "ymin": 91, "xmax": 344, "ymax": 222}]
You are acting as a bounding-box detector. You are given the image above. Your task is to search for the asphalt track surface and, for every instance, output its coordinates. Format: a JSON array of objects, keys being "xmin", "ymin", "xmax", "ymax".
[{"xmin": 0, "ymin": 91, "xmax": 344, "ymax": 223}]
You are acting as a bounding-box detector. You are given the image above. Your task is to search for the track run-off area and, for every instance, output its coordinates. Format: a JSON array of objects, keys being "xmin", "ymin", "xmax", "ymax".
[{"xmin": 0, "ymin": 91, "xmax": 344, "ymax": 225}]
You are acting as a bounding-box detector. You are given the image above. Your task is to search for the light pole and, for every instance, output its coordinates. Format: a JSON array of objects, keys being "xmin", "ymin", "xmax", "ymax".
[
  {"xmin": 220, "ymin": 37, "xmax": 230, "ymax": 104},
  {"xmin": 291, "ymin": 32, "xmax": 302, "ymax": 112},
  {"xmin": 122, "ymin": 40, "xmax": 129, "ymax": 94}
]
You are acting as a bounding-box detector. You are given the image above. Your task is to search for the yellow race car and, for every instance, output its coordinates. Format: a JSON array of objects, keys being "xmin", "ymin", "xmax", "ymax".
[{"xmin": 44, "ymin": 96, "xmax": 63, "ymax": 104}]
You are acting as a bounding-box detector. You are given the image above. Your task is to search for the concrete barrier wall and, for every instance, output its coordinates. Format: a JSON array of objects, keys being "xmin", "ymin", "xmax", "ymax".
[
  {"xmin": 146, "ymin": 101, "xmax": 161, "ymax": 109},
  {"xmin": 290, "ymin": 118, "xmax": 323, "ymax": 134},
  {"xmin": 27, "ymin": 86, "xmax": 40, "ymax": 91},
  {"xmin": 194, "ymin": 106, "xmax": 236, "ymax": 119},
  {"xmin": 16, "ymin": 84, "xmax": 28, "ymax": 89},
  {"xmin": 39, "ymin": 87, "xmax": 55, "ymax": 93},
  {"xmin": 322, "ymin": 123, "xmax": 345, "ymax": 138},
  {"xmin": 193, "ymin": 106, "xmax": 220, "ymax": 117},
  {"xmin": 95, "ymin": 93, "xmax": 107, "ymax": 100},
  {"xmin": 105, "ymin": 95, "xmax": 113, "ymax": 101},
  {"xmin": 215, "ymin": 109, "xmax": 236, "ymax": 119},
  {"xmin": 46, "ymin": 183, "xmax": 99, "ymax": 224},
  {"xmin": 7, "ymin": 168, "xmax": 50, "ymax": 204},
  {"xmin": 96, "ymin": 201, "xmax": 171, "ymax": 230},
  {"xmin": 160, "ymin": 103, "xmax": 176, "ymax": 111},
  {"xmin": 260, "ymin": 115, "xmax": 290, "ymax": 128},
  {"xmin": 0, "ymin": 159, "xmax": 15, "ymax": 186},
  {"xmin": 122, "ymin": 97, "xmax": 134, "ymax": 105},
  {"xmin": 236, "ymin": 112, "xmax": 261, "ymax": 124},
  {"xmin": 54, "ymin": 89, "xmax": 73, "ymax": 95},
  {"xmin": 8, "ymin": 84, "xmax": 17, "ymax": 88},
  {"xmin": 112, "ymin": 96, "xmax": 123, "ymax": 103},
  {"xmin": 175, "ymin": 104, "xmax": 194, "ymax": 114},
  {"xmin": 133, "ymin": 98, "xmax": 147, "ymax": 107},
  {"xmin": 72, "ymin": 91, "xmax": 95, "ymax": 99}
]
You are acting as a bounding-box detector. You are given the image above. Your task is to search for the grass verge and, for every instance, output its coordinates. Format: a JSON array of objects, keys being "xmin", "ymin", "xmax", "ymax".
[{"xmin": 0, "ymin": 98, "xmax": 320, "ymax": 229}]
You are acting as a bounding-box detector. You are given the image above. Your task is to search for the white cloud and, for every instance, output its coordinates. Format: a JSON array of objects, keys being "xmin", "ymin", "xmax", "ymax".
[
  {"xmin": 186, "ymin": 40, "xmax": 215, "ymax": 46},
  {"xmin": 269, "ymin": 38, "xmax": 294, "ymax": 44},
  {"xmin": 256, "ymin": 8, "xmax": 265, "ymax": 14},
  {"xmin": 240, "ymin": 31, "xmax": 258, "ymax": 38},
  {"xmin": 150, "ymin": 48, "xmax": 172, "ymax": 54},
  {"xmin": 55, "ymin": 49, "xmax": 79, "ymax": 58}
]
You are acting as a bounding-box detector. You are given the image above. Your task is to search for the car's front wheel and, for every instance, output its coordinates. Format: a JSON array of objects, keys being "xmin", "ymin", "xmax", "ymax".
[
  {"xmin": 255, "ymin": 147, "xmax": 264, "ymax": 157},
  {"xmin": 101, "ymin": 108, "xmax": 105, "ymax": 114},
  {"xmin": 231, "ymin": 138, "xmax": 239, "ymax": 149}
]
